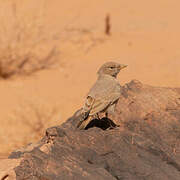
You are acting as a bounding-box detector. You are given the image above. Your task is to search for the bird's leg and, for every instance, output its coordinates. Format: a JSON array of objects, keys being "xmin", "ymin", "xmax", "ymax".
[
  {"xmin": 97, "ymin": 113, "xmax": 100, "ymax": 120},
  {"xmin": 105, "ymin": 111, "xmax": 108, "ymax": 118},
  {"xmin": 105, "ymin": 111, "xmax": 113, "ymax": 129},
  {"xmin": 106, "ymin": 104, "xmax": 119, "ymax": 129},
  {"xmin": 92, "ymin": 113, "xmax": 100, "ymax": 120}
]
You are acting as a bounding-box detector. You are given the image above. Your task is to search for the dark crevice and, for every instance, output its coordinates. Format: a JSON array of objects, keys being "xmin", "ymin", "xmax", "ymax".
[{"xmin": 85, "ymin": 117, "xmax": 118, "ymax": 130}]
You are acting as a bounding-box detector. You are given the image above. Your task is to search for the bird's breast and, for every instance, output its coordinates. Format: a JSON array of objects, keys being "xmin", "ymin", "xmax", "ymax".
[{"xmin": 87, "ymin": 77, "xmax": 121, "ymax": 99}]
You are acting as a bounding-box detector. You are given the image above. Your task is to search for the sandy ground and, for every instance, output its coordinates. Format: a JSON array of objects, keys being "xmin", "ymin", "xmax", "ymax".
[{"xmin": 0, "ymin": 0, "xmax": 180, "ymax": 156}]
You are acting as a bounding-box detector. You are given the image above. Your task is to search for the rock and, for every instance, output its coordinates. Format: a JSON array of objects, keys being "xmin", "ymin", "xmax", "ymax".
[{"xmin": 5, "ymin": 80, "xmax": 180, "ymax": 180}]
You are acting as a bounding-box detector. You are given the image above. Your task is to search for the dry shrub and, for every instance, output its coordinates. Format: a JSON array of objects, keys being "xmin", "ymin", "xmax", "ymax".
[
  {"xmin": 14, "ymin": 101, "xmax": 61, "ymax": 142},
  {"xmin": 60, "ymin": 25, "xmax": 107, "ymax": 53},
  {"xmin": 0, "ymin": 1, "xmax": 59, "ymax": 79},
  {"xmin": 0, "ymin": 101, "xmax": 60, "ymax": 155},
  {"xmin": 67, "ymin": 28, "xmax": 106, "ymax": 53},
  {"xmin": 0, "ymin": 46, "xmax": 58, "ymax": 79}
]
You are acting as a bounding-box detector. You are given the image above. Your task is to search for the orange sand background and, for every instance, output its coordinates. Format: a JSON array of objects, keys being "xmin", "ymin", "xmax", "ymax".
[{"xmin": 0, "ymin": 0, "xmax": 180, "ymax": 156}]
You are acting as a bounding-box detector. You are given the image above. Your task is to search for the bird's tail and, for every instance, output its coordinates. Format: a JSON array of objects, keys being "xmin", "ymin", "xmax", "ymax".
[
  {"xmin": 76, "ymin": 108, "xmax": 91, "ymax": 130},
  {"xmin": 77, "ymin": 96, "xmax": 95, "ymax": 130},
  {"xmin": 77, "ymin": 115, "xmax": 92, "ymax": 130}
]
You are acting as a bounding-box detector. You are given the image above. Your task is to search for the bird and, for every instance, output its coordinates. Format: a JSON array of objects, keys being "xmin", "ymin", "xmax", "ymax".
[{"xmin": 77, "ymin": 61, "xmax": 127, "ymax": 130}]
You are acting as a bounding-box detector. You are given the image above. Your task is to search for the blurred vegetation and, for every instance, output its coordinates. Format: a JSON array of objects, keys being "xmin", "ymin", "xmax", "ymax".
[{"xmin": 0, "ymin": 1, "xmax": 59, "ymax": 79}]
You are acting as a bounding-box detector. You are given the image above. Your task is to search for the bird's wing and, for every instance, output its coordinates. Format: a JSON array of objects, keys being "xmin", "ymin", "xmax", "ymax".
[
  {"xmin": 83, "ymin": 75, "xmax": 121, "ymax": 114},
  {"xmin": 78, "ymin": 92, "xmax": 120, "ymax": 130},
  {"xmin": 83, "ymin": 92, "xmax": 120, "ymax": 115},
  {"xmin": 83, "ymin": 95, "xmax": 95, "ymax": 112}
]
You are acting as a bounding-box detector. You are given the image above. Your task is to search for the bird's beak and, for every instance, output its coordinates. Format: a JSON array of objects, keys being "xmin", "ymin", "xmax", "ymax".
[{"xmin": 120, "ymin": 64, "xmax": 128, "ymax": 70}]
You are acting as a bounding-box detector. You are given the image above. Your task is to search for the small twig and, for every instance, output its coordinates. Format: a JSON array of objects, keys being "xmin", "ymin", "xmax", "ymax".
[{"xmin": 105, "ymin": 13, "xmax": 111, "ymax": 36}]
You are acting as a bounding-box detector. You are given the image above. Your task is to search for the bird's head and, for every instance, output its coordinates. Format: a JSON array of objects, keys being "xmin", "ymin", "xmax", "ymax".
[{"xmin": 97, "ymin": 61, "xmax": 127, "ymax": 78}]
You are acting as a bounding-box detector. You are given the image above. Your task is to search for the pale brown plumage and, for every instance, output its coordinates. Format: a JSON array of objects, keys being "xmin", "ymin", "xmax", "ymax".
[{"xmin": 77, "ymin": 61, "xmax": 127, "ymax": 130}]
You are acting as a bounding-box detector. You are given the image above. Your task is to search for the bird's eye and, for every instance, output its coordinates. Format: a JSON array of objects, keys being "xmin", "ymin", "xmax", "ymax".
[{"xmin": 109, "ymin": 66, "xmax": 114, "ymax": 69}]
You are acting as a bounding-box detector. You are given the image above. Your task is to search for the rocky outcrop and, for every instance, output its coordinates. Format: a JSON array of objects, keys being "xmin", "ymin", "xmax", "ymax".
[{"xmin": 3, "ymin": 80, "xmax": 180, "ymax": 180}]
